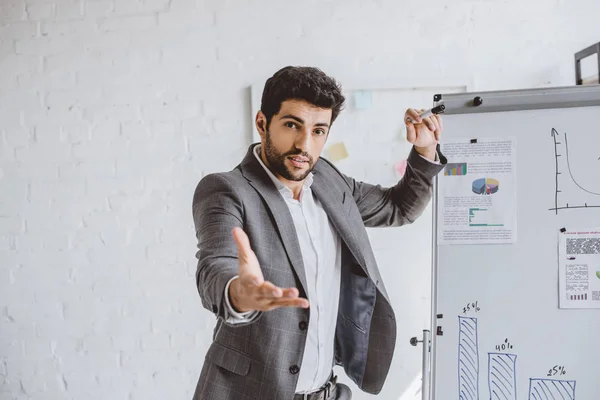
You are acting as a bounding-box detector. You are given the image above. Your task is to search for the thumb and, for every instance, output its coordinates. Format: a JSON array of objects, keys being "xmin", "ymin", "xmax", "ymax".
[{"xmin": 232, "ymin": 227, "xmax": 263, "ymax": 285}]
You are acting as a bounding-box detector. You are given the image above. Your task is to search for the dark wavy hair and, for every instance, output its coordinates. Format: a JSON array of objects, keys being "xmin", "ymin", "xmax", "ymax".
[{"xmin": 260, "ymin": 66, "xmax": 346, "ymax": 129}]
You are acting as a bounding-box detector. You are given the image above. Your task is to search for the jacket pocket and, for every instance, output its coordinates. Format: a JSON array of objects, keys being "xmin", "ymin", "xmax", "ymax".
[
  {"xmin": 205, "ymin": 341, "xmax": 252, "ymax": 376},
  {"xmin": 341, "ymin": 314, "xmax": 366, "ymax": 334}
]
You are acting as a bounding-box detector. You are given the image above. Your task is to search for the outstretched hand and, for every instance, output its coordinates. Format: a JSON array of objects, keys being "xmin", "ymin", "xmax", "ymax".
[{"xmin": 229, "ymin": 227, "xmax": 309, "ymax": 313}]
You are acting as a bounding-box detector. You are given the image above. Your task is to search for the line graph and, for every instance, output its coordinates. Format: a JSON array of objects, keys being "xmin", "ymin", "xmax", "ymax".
[{"xmin": 549, "ymin": 128, "xmax": 600, "ymax": 213}]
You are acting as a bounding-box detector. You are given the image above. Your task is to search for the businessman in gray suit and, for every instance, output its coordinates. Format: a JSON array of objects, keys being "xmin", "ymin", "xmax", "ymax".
[{"xmin": 192, "ymin": 66, "xmax": 446, "ymax": 400}]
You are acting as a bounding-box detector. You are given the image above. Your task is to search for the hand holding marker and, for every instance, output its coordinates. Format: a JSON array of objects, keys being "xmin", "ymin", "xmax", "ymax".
[{"xmin": 405, "ymin": 104, "xmax": 446, "ymax": 124}]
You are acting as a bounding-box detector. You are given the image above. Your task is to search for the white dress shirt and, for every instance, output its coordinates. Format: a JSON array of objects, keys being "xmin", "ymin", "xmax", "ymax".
[
  {"xmin": 224, "ymin": 144, "xmax": 342, "ymax": 393},
  {"xmin": 223, "ymin": 144, "xmax": 440, "ymax": 393}
]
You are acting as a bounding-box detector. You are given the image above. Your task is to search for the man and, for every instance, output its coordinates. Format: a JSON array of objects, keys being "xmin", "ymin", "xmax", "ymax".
[{"xmin": 191, "ymin": 66, "xmax": 446, "ymax": 400}]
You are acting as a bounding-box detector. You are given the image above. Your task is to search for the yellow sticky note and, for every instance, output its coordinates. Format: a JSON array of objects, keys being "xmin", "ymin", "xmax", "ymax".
[{"xmin": 326, "ymin": 142, "xmax": 349, "ymax": 162}]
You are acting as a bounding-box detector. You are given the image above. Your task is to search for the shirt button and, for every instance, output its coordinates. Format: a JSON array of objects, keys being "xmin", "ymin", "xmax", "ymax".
[
  {"xmin": 289, "ymin": 365, "xmax": 300, "ymax": 374},
  {"xmin": 298, "ymin": 321, "xmax": 308, "ymax": 331}
]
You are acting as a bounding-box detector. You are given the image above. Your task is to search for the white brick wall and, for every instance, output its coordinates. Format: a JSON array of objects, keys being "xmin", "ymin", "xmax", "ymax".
[{"xmin": 1, "ymin": 0, "xmax": 599, "ymax": 399}]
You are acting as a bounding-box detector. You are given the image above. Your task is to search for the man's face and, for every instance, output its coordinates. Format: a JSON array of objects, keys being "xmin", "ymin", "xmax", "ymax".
[{"xmin": 258, "ymin": 99, "xmax": 332, "ymax": 182}]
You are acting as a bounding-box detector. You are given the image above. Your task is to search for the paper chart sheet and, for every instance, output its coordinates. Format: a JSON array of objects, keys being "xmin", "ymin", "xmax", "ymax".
[
  {"xmin": 438, "ymin": 138, "xmax": 517, "ymax": 245},
  {"xmin": 559, "ymin": 229, "xmax": 600, "ymax": 309}
]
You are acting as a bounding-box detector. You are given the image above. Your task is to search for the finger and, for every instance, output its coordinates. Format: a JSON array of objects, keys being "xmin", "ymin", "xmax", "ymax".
[
  {"xmin": 430, "ymin": 115, "xmax": 441, "ymax": 133},
  {"xmin": 405, "ymin": 122, "xmax": 416, "ymax": 143},
  {"xmin": 430, "ymin": 115, "xmax": 441, "ymax": 141},
  {"xmin": 281, "ymin": 287, "xmax": 299, "ymax": 298},
  {"xmin": 405, "ymin": 108, "xmax": 422, "ymax": 123},
  {"xmin": 435, "ymin": 115, "xmax": 443, "ymax": 141},
  {"xmin": 257, "ymin": 281, "xmax": 283, "ymax": 298},
  {"xmin": 267, "ymin": 298, "xmax": 310, "ymax": 309},
  {"xmin": 423, "ymin": 116, "xmax": 436, "ymax": 132}
]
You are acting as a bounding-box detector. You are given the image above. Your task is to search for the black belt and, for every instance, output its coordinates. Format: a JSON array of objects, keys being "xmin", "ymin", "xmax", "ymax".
[{"xmin": 294, "ymin": 375, "xmax": 338, "ymax": 400}]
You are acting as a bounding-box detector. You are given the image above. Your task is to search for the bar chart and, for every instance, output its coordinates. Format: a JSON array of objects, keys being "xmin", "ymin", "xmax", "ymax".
[
  {"xmin": 457, "ymin": 316, "xmax": 577, "ymax": 400},
  {"xmin": 444, "ymin": 162, "xmax": 468, "ymax": 176}
]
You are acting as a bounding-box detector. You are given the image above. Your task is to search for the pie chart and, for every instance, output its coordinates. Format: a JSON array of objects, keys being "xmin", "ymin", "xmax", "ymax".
[{"xmin": 472, "ymin": 178, "xmax": 499, "ymax": 195}]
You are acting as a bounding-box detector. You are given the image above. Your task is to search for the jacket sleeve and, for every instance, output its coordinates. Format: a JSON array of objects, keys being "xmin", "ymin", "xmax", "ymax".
[
  {"xmin": 342, "ymin": 145, "xmax": 446, "ymax": 228},
  {"xmin": 191, "ymin": 173, "xmax": 261, "ymax": 326}
]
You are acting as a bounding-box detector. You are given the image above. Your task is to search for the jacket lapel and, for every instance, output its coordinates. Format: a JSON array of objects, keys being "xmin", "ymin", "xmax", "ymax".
[
  {"xmin": 311, "ymin": 164, "xmax": 391, "ymax": 303},
  {"xmin": 239, "ymin": 145, "xmax": 309, "ymax": 295},
  {"xmin": 310, "ymin": 163, "xmax": 368, "ymax": 272}
]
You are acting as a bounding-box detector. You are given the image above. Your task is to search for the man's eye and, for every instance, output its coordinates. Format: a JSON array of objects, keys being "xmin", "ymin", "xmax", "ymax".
[
  {"xmin": 285, "ymin": 122, "xmax": 297, "ymax": 129},
  {"xmin": 315, "ymin": 129, "xmax": 326, "ymax": 135}
]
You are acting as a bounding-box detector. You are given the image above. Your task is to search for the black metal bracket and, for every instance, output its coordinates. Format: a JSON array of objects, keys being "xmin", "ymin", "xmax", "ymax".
[{"xmin": 575, "ymin": 42, "xmax": 600, "ymax": 85}]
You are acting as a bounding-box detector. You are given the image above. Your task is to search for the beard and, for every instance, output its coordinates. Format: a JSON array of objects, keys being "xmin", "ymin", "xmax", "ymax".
[{"xmin": 264, "ymin": 131, "xmax": 314, "ymax": 182}]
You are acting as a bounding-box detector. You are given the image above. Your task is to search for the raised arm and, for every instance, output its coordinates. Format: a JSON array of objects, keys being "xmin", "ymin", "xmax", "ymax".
[
  {"xmin": 339, "ymin": 108, "xmax": 447, "ymax": 227},
  {"xmin": 192, "ymin": 173, "xmax": 244, "ymax": 321},
  {"xmin": 342, "ymin": 145, "xmax": 446, "ymax": 227}
]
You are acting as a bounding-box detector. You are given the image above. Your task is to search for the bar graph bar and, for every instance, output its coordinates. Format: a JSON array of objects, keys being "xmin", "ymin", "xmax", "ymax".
[
  {"xmin": 458, "ymin": 316, "xmax": 479, "ymax": 400},
  {"xmin": 569, "ymin": 293, "xmax": 588, "ymax": 300},
  {"xmin": 528, "ymin": 378, "xmax": 576, "ymax": 400},
  {"xmin": 488, "ymin": 353, "xmax": 517, "ymax": 400}
]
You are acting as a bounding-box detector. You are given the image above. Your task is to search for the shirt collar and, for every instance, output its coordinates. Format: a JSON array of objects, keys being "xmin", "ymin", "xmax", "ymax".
[{"xmin": 252, "ymin": 144, "xmax": 314, "ymax": 198}]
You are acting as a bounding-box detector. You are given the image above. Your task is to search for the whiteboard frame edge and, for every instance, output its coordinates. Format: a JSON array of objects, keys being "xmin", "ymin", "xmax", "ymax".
[
  {"xmin": 434, "ymin": 84, "xmax": 600, "ymax": 115},
  {"xmin": 429, "ymin": 175, "xmax": 440, "ymax": 400}
]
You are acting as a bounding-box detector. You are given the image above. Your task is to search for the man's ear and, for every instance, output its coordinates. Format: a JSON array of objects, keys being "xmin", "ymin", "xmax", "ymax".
[{"xmin": 255, "ymin": 111, "xmax": 267, "ymax": 140}]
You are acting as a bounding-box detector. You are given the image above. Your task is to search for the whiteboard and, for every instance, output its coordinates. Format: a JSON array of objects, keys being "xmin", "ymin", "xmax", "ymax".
[{"xmin": 431, "ymin": 86, "xmax": 600, "ymax": 400}]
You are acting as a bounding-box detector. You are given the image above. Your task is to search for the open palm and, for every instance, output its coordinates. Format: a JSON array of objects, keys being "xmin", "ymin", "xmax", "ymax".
[{"xmin": 230, "ymin": 227, "xmax": 309, "ymax": 312}]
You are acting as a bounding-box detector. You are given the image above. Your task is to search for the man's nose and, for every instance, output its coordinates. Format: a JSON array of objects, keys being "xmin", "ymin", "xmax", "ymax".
[{"xmin": 294, "ymin": 130, "xmax": 311, "ymax": 153}]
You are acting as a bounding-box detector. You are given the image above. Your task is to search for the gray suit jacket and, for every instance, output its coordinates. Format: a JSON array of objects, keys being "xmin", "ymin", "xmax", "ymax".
[{"xmin": 191, "ymin": 144, "xmax": 445, "ymax": 400}]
